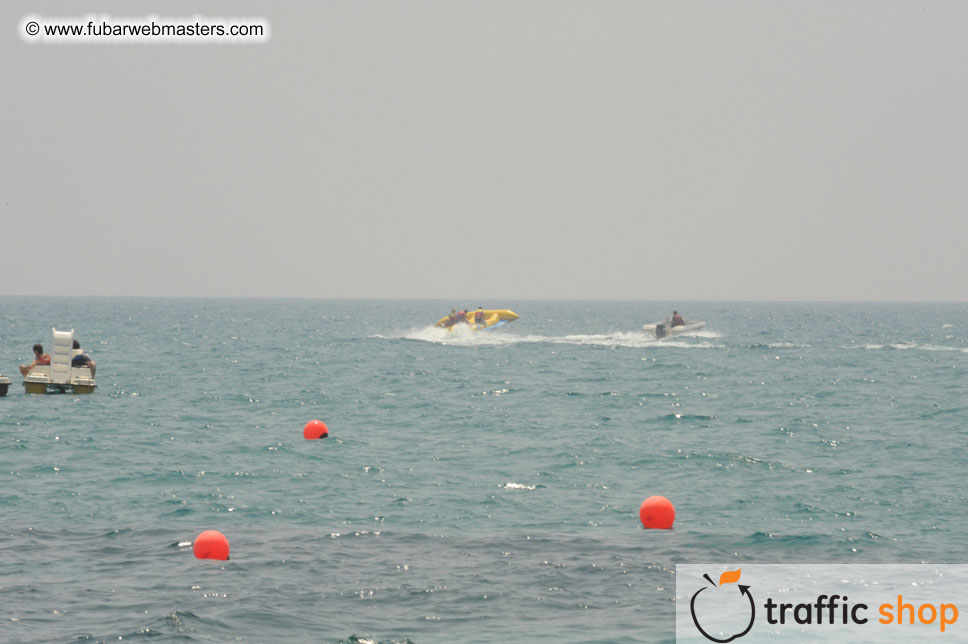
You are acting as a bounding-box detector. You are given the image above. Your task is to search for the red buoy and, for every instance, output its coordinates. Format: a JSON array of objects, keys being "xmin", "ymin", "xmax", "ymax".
[
  {"xmin": 193, "ymin": 530, "xmax": 230, "ymax": 560},
  {"xmin": 303, "ymin": 420, "xmax": 329, "ymax": 440},
  {"xmin": 639, "ymin": 496, "xmax": 675, "ymax": 529}
]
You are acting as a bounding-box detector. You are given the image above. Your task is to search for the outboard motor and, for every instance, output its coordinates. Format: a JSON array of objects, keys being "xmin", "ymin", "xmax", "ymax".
[{"xmin": 655, "ymin": 323, "xmax": 667, "ymax": 339}]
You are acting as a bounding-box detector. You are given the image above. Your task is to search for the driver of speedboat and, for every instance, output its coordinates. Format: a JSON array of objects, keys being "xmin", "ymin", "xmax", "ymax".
[{"xmin": 671, "ymin": 311, "xmax": 685, "ymax": 327}]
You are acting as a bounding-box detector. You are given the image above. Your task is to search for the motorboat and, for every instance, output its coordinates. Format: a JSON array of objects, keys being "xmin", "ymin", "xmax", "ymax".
[
  {"xmin": 643, "ymin": 319, "xmax": 706, "ymax": 339},
  {"xmin": 435, "ymin": 309, "xmax": 519, "ymax": 331},
  {"xmin": 0, "ymin": 373, "xmax": 9, "ymax": 397},
  {"xmin": 22, "ymin": 328, "xmax": 97, "ymax": 394}
]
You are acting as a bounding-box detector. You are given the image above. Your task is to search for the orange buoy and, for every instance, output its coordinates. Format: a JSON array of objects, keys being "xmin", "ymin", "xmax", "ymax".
[
  {"xmin": 193, "ymin": 530, "xmax": 230, "ymax": 560},
  {"xmin": 639, "ymin": 496, "xmax": 675, "ymax": 529},
  {"xmin": 303, "ymin": 419, "xmax": 329, "ymax": 440}
]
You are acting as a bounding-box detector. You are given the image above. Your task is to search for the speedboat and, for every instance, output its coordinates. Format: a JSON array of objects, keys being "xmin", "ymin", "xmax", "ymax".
[
  {"xmin": 22, "ymin": 328, "xmax": 97, "ymax": 394},
  {"xmin": 0, "ymin": 373, "xmax": 9, "ymax": 397},
  {"xmin": 643, "ymin": 319, "xmax": 706, "ymax": 339},
  {"xmin": 435, "ymin": 309, "xmax": 519, "ymax": 331}
]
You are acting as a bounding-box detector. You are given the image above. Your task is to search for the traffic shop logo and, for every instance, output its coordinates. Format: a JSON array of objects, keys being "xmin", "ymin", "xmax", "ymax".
[{"xmin": 689, "ymin": 569, "xmax": 755, "ymax": 643}]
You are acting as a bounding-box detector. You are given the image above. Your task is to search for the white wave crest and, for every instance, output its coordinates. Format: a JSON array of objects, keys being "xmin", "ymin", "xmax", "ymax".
[
  {"xmin": 843, "ymin": 342, "xmax": 968, "ymax": 353},
  {"xmin": 502, "ymin": 482, "xmax": 537, "ymax": 490},
  {"xmin": 690, "ymin": 329, "xmax": 723, "ymax": 338}
]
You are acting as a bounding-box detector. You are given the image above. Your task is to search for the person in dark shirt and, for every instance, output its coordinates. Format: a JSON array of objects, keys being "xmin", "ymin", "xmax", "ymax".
[{"xmin": 71, "ymin": 340, "xmax": 97, "ymax": 377}]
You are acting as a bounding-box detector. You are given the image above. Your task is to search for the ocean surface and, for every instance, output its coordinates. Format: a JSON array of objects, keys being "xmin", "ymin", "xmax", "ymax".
[{"xmin": 1, "ymin": 298, "xmax": 965, "ymax": 643}]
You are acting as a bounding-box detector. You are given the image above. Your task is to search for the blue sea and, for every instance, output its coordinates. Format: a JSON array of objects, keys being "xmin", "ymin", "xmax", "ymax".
[{"xmin": 1, "ymin": 298, "xmax": 965, "ymax": 643}]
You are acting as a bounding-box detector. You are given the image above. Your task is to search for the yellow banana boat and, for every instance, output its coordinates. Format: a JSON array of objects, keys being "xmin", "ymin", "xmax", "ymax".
[{"xmin": 435, "ymin": 309, "xmax": 519, "ymax": 331}]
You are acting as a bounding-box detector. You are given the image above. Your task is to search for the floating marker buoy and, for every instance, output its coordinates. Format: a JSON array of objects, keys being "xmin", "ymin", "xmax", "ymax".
[
  {"xmin": 639, "ymin": 496, "xmax": 675, "ymax": 529},
  {"xmin": 193, "ymin": 530, "xmax": 230, "ymax": 560},
  {"xmin": 303, "ymin": 419, "xmax": 329, "ymax": 440}
]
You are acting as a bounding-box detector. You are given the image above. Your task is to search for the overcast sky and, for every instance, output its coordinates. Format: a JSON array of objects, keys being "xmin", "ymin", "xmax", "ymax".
[{"xmin": 3, "ymin": 1, "xmax": 966, "ymax": 300}]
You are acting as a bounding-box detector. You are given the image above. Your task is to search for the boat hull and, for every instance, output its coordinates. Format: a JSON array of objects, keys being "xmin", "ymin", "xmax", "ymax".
[
  {"xmin": 24, "ymin": 382, "xmax": 96, "ymax": 395},
  {"xmin": 643, "ymin": 320, "xmax": 706, "ymax": 339}
]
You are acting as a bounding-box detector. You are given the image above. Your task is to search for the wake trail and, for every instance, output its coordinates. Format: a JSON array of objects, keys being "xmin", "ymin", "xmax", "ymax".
[{"xmin": 372, "ymin": 326, "xmax": 724, "ymax": 349}]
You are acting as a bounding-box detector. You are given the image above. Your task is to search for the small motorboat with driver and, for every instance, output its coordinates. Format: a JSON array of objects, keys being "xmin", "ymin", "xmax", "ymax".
[
  {"xmin": 643, "ymin": 318, "xmax": 706, "ymax": 339},
  {"xmin": 435, "ymin": 309, "xmax": 519, "ymax": 331}
]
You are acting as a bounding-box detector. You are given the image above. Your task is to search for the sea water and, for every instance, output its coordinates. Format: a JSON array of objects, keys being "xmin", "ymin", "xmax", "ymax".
[{"xmin": 0, "ymin": 298, "xmax": 965, "ymax": 643}]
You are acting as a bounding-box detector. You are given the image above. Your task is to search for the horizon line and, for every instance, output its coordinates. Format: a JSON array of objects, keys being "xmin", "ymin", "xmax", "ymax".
[{"xmin": 0, "ymin": 294, "xmax": 965, "ymax": 304}]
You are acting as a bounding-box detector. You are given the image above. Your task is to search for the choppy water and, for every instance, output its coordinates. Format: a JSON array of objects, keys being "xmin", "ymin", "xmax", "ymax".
[{"xmin": 1, "ymin": 298, "xmax": 965, "ymax": 643}]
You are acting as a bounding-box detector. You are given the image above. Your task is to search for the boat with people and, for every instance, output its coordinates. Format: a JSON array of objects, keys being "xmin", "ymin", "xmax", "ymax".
[
  {"xmin": 435, "ymin": 308, "xmax": 519, "ymax": 331},
  {"xmin": 643, "ymin": 313, "xmax": 706, "ymax": 339},
  {"xmin": 22, "ymin": 328, "xmax": 97, "ymax": 394}
]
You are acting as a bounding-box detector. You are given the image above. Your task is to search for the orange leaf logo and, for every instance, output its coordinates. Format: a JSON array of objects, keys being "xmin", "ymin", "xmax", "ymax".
[{"xmin": 718, "ymin": 568, "xmax": 741, "ymax": 586}]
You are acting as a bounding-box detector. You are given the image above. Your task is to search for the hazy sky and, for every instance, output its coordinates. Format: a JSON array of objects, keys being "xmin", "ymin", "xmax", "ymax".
[{"xmin": 3, "ymin": 1, "xmax": 966, "ymax": 300}]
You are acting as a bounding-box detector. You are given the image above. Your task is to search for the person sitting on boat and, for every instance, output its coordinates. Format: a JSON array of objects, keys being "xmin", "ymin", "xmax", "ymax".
[
  {"xmin": 671, "ymin": 311, "xmax": 685, "ymax": 327},
  {"xmin": 455, "ymin": 310, "xmax": 468, "ymax": 323},
  {"xmin": 474, "ymin": 307, "xmax": 485, "ymax": 326},
  {"xmin": 19, "ymin": 344, "xmax": 51, "ymax": 376},
  {"xmin": 71, "ymin": 340, "xmax": 96, "ymax": 377},
  {"xmin": 442, "ymin": 309, "xmax": 458, "ymax": 327}
]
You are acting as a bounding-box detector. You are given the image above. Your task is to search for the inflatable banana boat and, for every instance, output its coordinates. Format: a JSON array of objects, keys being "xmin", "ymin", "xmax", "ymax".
[{"xmin": 435, "ymin": 309, "xmax": 519, "ymax": 331}]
